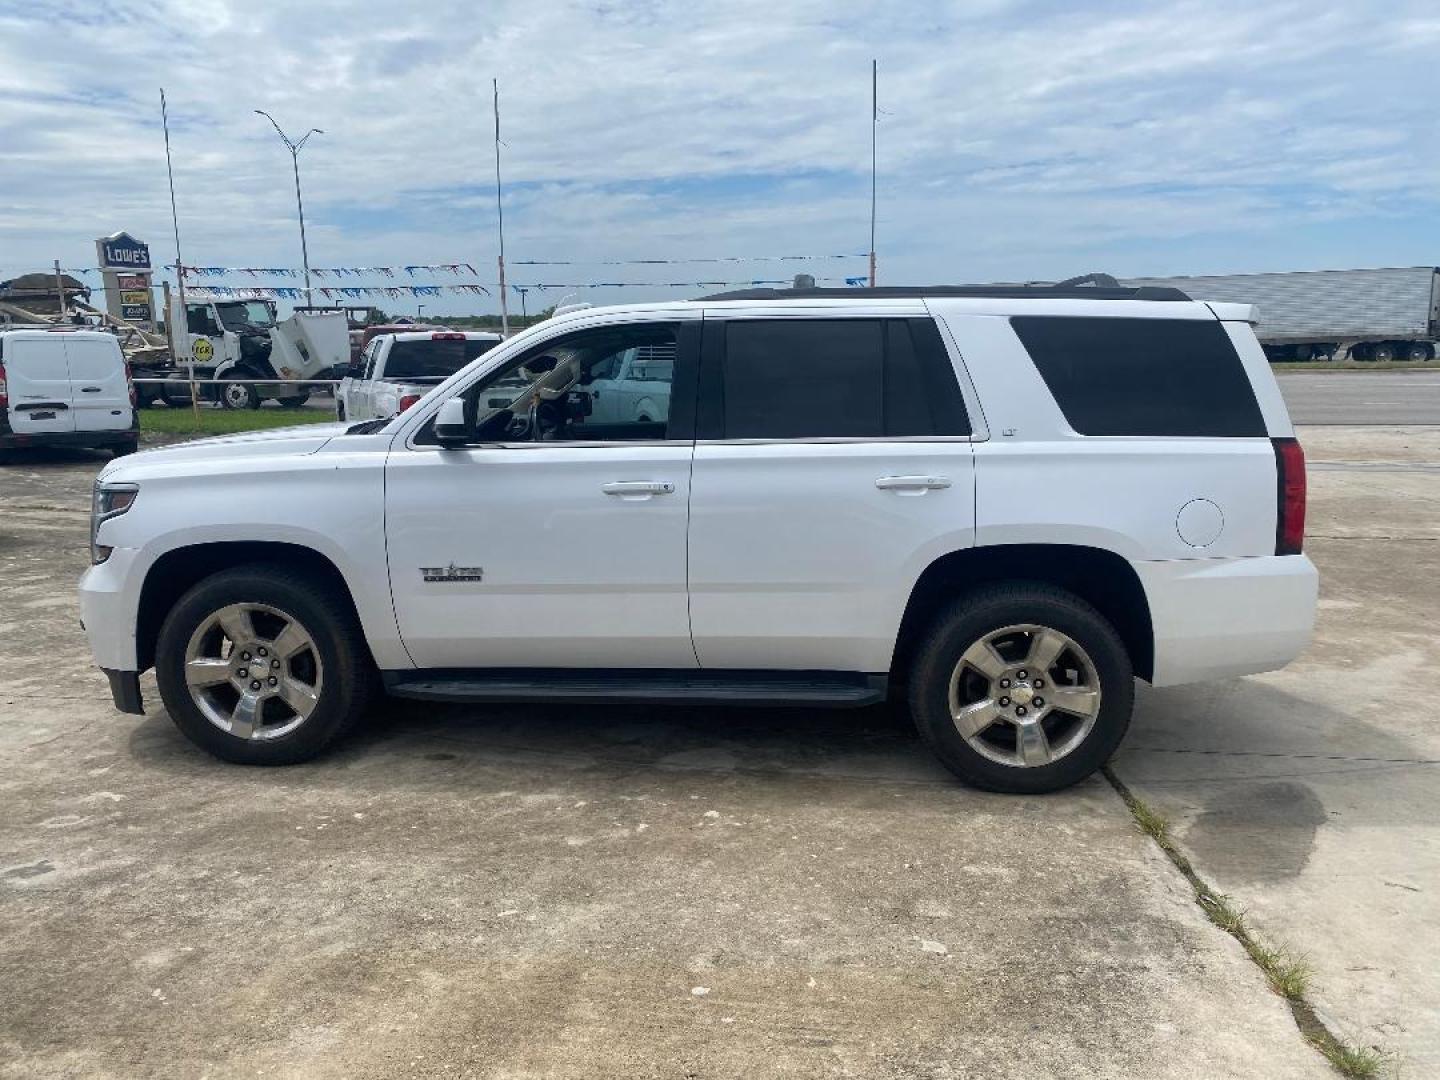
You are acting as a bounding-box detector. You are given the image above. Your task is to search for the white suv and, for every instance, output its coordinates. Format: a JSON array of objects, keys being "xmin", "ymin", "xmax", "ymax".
[{"xmin": 79, "ymin": 284, "xmax": 1317, "ymax": 793}]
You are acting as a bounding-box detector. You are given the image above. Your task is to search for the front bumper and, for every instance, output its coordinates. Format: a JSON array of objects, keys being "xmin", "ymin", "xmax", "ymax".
[
  {"xmin": 1136, "ymin": 554, "xmax": 1319, "ymax": 687},
  {"xmin": 79, "ymin": 546, "xmax": 142, "ymax": 673}
]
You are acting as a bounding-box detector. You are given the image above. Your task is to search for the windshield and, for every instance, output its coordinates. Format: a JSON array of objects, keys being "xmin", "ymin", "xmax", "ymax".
[
  {"xmin": 386, "ymin": 338, "xmax": 499, "ymax": 380},
  {"xmin": 214, "ymin": 301, "xmax": 276, "ymax": 332}
]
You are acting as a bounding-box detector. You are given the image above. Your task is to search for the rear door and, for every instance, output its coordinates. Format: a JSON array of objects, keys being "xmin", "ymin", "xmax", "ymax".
[
  {"xmin": 64, "ymin": 335, "xmax": 132, "ymax": 432},
  {"xmin": 3, "ymin": 334, "xmax": 75, "ymax": 434},
  {"xmin": 686, "ymin": 311, "xmax": 978, "ymax": 673}
]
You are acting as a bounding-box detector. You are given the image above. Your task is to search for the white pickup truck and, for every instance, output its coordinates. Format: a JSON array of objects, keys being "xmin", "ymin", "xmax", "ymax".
[{"xmin": 336, "ymin": 330, "xmax": 501, "ymax": 422}]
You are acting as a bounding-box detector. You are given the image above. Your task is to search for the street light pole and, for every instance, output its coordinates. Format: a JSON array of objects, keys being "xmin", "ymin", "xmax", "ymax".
[{"xmin": 255, "ymin": 110, "xmax": 323, "ymax": 303}]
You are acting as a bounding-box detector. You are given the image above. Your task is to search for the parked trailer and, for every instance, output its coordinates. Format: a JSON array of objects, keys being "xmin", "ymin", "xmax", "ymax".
[{"xmin": 1121, "ymin": 266, "xmax": 1440, "ymax": 362}]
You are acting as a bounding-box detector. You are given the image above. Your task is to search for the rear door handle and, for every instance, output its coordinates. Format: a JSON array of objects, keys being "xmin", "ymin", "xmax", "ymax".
[
  {"xmin": 875, "ymin": 475, "xmax": 951, "ymax": 491},
  {"xmin": 601, "ymin": 481, "xmax": 675, "ymax": 497}
]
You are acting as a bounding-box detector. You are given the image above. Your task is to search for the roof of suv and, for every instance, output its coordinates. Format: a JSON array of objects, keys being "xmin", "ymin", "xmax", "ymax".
[{"xmin": 697, "ymin": 284, "xmax": 1191, "ymax": 302}]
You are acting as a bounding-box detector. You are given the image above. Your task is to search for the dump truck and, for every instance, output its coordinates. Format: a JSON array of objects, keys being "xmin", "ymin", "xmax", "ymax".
[
  {"xmin": 137, "ymin": 296, "xmax": 350, "ymax": 409},
  {"xmin": 1121, "ymin": 266, "xmax": 1440, "ymax": 362}
]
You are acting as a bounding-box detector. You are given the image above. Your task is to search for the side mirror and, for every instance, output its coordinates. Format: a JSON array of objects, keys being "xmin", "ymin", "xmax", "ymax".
[{"xmin": 434, "ymin": 396, "xmax": 472, "ymax": 448}]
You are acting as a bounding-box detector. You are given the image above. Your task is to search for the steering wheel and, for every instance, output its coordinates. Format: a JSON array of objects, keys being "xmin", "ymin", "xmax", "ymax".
[{"xmin": 503, "ymin": 412, "xmax": 532, "ymax": 440}]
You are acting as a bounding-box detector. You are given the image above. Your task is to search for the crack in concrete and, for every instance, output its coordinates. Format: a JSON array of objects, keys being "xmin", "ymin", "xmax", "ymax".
[{"xmin": 1103, "ymin": 765, "xmax": 1385, "ymax": 1078}]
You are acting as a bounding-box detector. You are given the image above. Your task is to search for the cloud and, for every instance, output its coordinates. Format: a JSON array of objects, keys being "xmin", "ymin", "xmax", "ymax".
[{"xmin": 3, "ymin": 0, "xmax": 1439, "ymax": 314}]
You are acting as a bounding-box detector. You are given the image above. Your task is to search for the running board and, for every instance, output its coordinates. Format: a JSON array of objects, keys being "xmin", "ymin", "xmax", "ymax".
[{"xmin": 382, "ymin": 669, "xmax": 888, "ymax": 708}]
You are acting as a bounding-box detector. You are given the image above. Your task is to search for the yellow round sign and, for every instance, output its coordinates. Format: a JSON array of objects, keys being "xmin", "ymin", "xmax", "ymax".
[{"xmin": 191, "ymin": 338, "xmax": 214, "ymax": 362}]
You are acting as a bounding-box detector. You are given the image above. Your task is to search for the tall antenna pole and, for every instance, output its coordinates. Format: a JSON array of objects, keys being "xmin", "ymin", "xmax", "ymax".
[
  {"xmin": 869, "ymin": 59, "xmax": 878, "ymax": 289},
  {"xmin": 493, "ymin": 78, "xmax": 510, "ymax": 336},
  {"xmin": 161, "ymin": 87, "xmax": 199, "ymax": 423}
]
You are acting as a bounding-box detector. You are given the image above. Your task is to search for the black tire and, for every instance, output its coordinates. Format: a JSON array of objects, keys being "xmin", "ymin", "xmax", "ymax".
[
  {"xmin": 908, "ymin": 583, "xmax": 1134, "ymax": 794},
  {"xmin": 112, "ymin": 436, "xmax": 139, "ymax": 457},
  {"xmin": 336, "ymin": 401, "xmax": 346, "ymax": 422},
  {"xmin": 1371, "ymin": 342, "xmax": 1395, "ymax": 363},
  {"xmin": 276, "ymin": 394, "xmax": 310, "ymax": 409},
  {"xmin": 154, "ymin": 564, "xmax": 375, "ymax": 765},
  {"xmin": 135, "ymin": 386, "xmax": 158, "ymax": 409},
  {"xmin": 1405, "ymin": 342, "xmax": 1433, "ymax": 362},
  {"xmin": 219, "ymin": 375, "xmax": 261, "ymax": 410}
]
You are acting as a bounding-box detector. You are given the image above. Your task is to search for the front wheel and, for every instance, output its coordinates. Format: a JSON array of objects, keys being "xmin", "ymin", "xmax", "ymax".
[
  {"xmin": 154, "ymin": 565, "xmax": 375, "ymax": 764},
  {"xmin": 219, "ymin": 375, "xmax": 261, "ymax": 410},
  {"xmin": 908, "ymin": 584, "xmax": 1134, "ymax": 794}
]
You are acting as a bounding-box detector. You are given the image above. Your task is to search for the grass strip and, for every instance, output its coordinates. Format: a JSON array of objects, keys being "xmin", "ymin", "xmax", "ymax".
[{"xmin": 140, "ymin": 406, "xmax": 336, "ymax": 437}]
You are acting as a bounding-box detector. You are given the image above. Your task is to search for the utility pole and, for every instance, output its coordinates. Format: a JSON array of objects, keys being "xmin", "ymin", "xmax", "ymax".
[
  {"xmin": 493, "ymin": 78, "xmax": 510, "ymax": 337},
  {"xmin": 53, "ymin": 259, "xmax": 66, "ymax": 320},
  {"xmin": 161, "ymin": 88, "xmax": 200, "ymax": 423},
  {"xmin": 255, "ymin": 110, "xmax": 323, "ymax": 303},
  {"xmin": 869, "ymin": 59, "xmax": 878, "ymax": 289}
]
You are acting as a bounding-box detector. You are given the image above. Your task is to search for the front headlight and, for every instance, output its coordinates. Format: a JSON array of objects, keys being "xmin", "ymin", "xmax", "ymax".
[{"xmin": 91, "ymin": 482, "xmax": 139, "ymax": 564}]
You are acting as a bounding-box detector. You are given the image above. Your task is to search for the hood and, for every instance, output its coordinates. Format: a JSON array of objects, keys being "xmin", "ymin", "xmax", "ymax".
[{"xmin": 98, "ymin": 422, "xmax": 350, "ymax": 482}]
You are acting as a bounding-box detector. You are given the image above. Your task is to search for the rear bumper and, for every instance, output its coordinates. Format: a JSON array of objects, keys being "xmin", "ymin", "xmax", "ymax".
[
  {"xmin": 1135, "ymin": 554, "xmax": 1318, "ymax": 687},
  {"xmin": 0, "ymin": 428, "xmax": 136, "ymax": 450}
]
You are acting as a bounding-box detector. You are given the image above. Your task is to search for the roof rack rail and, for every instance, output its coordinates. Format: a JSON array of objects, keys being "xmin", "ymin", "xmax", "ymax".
[{"xmin": 696, "ymin": 281, "xmax": 1191, "ymax": 302}]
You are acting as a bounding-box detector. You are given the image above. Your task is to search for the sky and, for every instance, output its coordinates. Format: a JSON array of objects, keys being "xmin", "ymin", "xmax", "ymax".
[{"xmin": 3, "ymin": 0, "xmax": 1440, "ymax": 316}]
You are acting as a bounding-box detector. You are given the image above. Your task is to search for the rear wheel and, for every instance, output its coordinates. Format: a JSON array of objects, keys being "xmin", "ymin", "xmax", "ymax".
[
  {"xmin": 112, "ymin": 436, "xmax": 139, "ymax": 457},
  {"xmin": 1371, "ymin": 342, "xmax": 1396, "ymax": 363},
  {"xmin": 908, "ymin": 583, "xmax": 1134, "ymax": 793},
  {"xmin": 1405, "ymin": 342, "xmax": 1434, "ymax": 362},
  {"xmin": 155, "ymin": 565, "xmax": 374, "ymax": 764}
]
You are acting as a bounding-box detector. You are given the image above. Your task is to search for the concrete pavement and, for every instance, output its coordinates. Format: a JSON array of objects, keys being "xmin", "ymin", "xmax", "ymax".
[
  {"xmin": 1277, "ymin": 371, "xmax": 1440, "ymax": 425},
  {"xmin": 1112, "ymin": 425, "xmax": 1440, "ymax": 1075},
  {"xmin": 0, "ymin": 448, "xmax": 1329, "ymax": 1078}
]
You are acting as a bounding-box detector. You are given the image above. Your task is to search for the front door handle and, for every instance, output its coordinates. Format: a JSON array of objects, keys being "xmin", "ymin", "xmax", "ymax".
[
  {"xmin": 875, "ymin": 475, "xmax": 951, "ymax": 492},
  {"xmin": 601, "ymin": 480, "xmax": 675, "ymax": 497}
]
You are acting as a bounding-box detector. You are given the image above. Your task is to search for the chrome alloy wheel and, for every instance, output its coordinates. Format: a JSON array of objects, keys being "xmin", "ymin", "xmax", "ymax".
[
  {"xmin": 182, "ymin": 603, "xmax": 324, "ymax": 741},
  {"xmin": 946, "ymin": 623, "xmax": 1102, "ymax": 768}
]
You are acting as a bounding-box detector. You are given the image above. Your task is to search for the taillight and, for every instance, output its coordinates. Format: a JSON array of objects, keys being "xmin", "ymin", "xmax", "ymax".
[
  {"xmin": 124, "ymin": 361, "xmax": 136, "ymax": 407},
  {"xmin": 431, "ymin": 332, "xmax": 465, "ymax": 341},
  {"xmin": 398, "ymin": 393, "xmax": 421, "ymax": 413},
  {"xmin": 1273, "ymin": 437, "xmax": 1306, "ymax": 555},
  {"xmin": 0, "ymin": 361, "xmax": 8, "ymax": 409}
]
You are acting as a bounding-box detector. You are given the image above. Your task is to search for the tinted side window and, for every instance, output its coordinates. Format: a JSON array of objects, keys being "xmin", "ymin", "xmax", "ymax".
[
  {"xmin": 715, "ymin": 319, "xmax": 970, "ymax": 439},
  {"xmin": 1011, "ymin": 316, "xmax": 1266, "ymax": 437}
]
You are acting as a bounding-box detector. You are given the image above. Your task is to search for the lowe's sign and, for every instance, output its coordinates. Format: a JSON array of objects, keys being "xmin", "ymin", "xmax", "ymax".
[{"xmin": 96, "ymin": 231, "xmax": 151, "ymax": 271}]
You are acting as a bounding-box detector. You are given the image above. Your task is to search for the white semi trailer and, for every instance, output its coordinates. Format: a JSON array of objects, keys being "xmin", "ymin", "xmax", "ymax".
[{"xmin": 1122, "ymin": 266, "xmax": 1440, "ymax": 362}]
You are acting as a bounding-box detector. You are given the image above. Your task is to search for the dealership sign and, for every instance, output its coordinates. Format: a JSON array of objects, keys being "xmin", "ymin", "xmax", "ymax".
[{"xmin": 95, "ymin": 233, "xmax": 155, "ymax": 327}]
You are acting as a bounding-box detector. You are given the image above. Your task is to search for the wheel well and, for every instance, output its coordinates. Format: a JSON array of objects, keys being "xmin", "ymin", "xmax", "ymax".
[
  {"xmin": 891, "ymin": 545, "xmax": 1154, "ymax": 682},
  {"xmin": 135, "ymin": 542, "xmax": 359, "ymax": 672}
]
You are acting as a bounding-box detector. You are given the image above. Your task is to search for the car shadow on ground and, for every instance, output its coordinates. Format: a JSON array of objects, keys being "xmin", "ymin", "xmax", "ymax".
[{"xmin": 123, "ymin": 692, "xmax": 972, "ymax": 792}]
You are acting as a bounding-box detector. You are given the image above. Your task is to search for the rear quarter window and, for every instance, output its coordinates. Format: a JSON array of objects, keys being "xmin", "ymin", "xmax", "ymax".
[{"xmin": 1010, "ymin": 316, "xmax": 1266, "ymax": 437}]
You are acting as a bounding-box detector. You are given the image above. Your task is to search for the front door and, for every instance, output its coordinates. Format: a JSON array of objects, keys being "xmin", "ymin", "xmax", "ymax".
[{"xmin": 385, "ymin": 317, "xmax": 700, "ymax": 670}]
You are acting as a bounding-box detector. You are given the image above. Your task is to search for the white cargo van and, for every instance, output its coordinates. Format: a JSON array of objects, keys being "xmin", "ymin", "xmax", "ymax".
[{"xmin": 0, "ymin": 329, "xmax": 139, "ymax": 456}]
